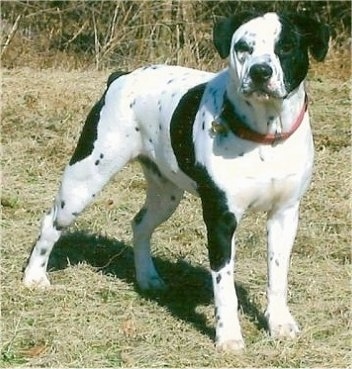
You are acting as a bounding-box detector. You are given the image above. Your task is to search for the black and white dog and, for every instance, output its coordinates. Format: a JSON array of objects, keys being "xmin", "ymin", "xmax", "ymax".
[{"xmin": 24, "ymin": 12, "xmax": 329, "ymax": 351}]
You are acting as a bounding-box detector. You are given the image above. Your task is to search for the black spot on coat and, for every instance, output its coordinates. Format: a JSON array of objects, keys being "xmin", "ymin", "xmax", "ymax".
[{"xmin": 134, "ymin": 207, "xmax": 147, "ymax": 225}]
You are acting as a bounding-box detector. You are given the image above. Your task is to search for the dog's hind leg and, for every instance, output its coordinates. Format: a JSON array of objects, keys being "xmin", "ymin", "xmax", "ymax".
[
  {"xmin": 23, "ymin": 150, "xmax": 138, "ymax": 287},
  {"xmin": 23, "ymin": 152, "xmax": 136, "ymax": 287},
  {"xmin": 23, "ymin": 88, "xmax": 140, "ymax": 287},
  {"xmin": 132, "ymin": 158, "xmax": 183, "ymax": 291}
]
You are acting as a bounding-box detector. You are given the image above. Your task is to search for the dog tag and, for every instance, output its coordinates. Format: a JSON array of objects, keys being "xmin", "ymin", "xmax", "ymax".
[{"xmin": 211, "ymin": 121, "xmax": 228, "ymax": 135}]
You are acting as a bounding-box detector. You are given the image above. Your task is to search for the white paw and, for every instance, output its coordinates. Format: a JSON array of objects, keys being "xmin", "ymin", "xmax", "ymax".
[
  {"xmin": 216, "ymin": 338, "xmax": 245, "ymax": 352},
  {"xmin": 137, "ymin": 273, "xmax": 166, "ymax": 292},
  {"xmin": 23, "ymin": 270, "xmax": 51, "ymax": 288},
  {"xmin": 215, "ymin": 321, "xmax": 245, "ymax": 352},
  {"xmin": 265, "ymin": 307, "xmax": 300, "ymax": 339}
]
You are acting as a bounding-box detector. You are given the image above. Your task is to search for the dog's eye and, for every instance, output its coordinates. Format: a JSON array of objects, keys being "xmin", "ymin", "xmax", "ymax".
[{"xmin": 234, "ymin": 40, "xmax": 253, "ymax": 55}]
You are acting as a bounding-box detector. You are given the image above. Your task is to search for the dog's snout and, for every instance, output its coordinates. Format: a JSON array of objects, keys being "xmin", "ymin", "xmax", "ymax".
[{"xmin": 249, "ymin": 64, "xmax": 273, "ymax": 82}]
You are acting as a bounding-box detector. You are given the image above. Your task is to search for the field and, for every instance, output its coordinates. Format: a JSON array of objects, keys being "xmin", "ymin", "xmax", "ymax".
[{"xmin": 1, "ymin": 13, "xmax": 351, "ymax": 368}]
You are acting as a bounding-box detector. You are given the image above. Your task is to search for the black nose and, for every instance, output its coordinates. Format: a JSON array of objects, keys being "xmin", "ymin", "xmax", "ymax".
[{"xmin": 249, "ymin": 64, "xmax": 273, "ymax": 82}]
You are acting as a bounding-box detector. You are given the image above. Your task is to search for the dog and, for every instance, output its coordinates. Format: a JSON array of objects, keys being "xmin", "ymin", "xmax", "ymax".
[{"xmin": 23, "ymin": 11, "xmax": 329, "ymax": 351}]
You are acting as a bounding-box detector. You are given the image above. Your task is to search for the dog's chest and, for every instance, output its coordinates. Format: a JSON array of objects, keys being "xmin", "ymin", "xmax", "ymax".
[{"xmin": 195, "ymin": 122, "xmax": 314, "ymax": 214}]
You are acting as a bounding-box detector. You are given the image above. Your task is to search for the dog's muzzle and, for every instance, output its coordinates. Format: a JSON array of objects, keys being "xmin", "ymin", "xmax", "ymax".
[{"xmin": 241, "ymin": 62, "xmax": 286, "ymax": 99}]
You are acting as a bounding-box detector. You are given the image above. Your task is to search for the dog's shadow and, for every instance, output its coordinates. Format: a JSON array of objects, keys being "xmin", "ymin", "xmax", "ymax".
[{"xmin": 49, "ymin": 231, "xmax": 267, "ymax": 340}]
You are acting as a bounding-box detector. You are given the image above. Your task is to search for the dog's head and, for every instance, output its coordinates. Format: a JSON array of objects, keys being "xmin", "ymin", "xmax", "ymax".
[{"xmin": 213, "ymin": 12, "xmax": 329, "ymax": 101}]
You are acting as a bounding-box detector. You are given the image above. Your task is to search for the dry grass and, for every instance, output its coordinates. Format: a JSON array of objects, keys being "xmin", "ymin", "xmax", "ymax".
[{"xmin": 1, "ymin": 47, "xmax": 351, "ymax": 367}]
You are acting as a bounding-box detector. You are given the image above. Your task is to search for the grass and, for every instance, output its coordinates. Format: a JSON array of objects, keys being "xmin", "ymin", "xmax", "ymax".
[{"xmin": 1, "ymin": 48, "xmax": 351, "ymax": 367}]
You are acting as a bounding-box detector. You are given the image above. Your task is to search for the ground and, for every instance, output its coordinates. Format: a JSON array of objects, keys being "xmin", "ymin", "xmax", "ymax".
[{"xmin": 1, "ymin": 59, "xmax": 350, "ymax": 367}]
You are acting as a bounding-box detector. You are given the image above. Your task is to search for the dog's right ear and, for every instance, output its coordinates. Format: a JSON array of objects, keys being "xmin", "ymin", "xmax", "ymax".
[
  {"xmin": 213, "ymin": 17, "xmax": 240, "ymax": 59},
  {"xmin": 213, "ymin": 12, "xmax": 257, "ymax": 59}
]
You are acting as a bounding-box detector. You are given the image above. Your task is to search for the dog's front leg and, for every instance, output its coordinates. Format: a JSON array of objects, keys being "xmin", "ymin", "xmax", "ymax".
[
  {"xmin": 201, "ymin": 194, "xmax": 245, "ymax": 352},
  {"xmin": 265, "ymin": 203, "xmax": 301, "ymax": 339}
]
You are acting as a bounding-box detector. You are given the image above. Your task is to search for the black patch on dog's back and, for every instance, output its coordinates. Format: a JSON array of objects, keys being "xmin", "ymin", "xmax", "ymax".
[
  {"xmin": 69, "ymin": 96, "xmax": 105, "ymax": 166},
  {"xmin": 170, "ymin": 83, "xmax": 236, "ymax": 271},
  {"xmin": 107, "ymin": 71, "xmax": 130, "ymax": 87},
  {"xmin": 69, "ymin": 71, "xmax": 129, "ymax": 166}
]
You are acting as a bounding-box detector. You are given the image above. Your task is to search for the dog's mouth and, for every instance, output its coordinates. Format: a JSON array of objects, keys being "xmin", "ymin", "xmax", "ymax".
[
  {"xmin": 244, "ymin": 89, "xmax": 281, "ymax": 100},
  {"xmin": 243, "ymin": 87, "xmax": 284, "ymax": 101},
  {"xmin": 241, "ymin": 78, "xmax": 287, "ymax": 100}
]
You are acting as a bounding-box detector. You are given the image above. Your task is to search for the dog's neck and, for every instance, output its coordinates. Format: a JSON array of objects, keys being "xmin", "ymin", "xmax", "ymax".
[{"xmin": 225, "ymin": 80, "xmax": 307, "ymax": 136}]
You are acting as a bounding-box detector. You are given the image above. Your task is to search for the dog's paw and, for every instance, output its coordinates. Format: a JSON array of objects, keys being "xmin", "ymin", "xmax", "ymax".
[
  {"xmin": 265, "ymin": 307, "xmax": 300, "ymax": 339},
  {"xmin": 137, "ymin": 274, "xmax": 167, "ymax": 292},
  {"xmin": 216, "ymin": 338, "xmax": 245, "ymax": 352},
  {"xmin": 23, "ymin": 270, "xmax": 51, "ymax": 288}
]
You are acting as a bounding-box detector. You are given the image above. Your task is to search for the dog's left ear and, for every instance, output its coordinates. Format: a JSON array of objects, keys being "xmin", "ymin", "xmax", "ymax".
[
  {"xmin": 213, "ymin": 12, "xmax": 256, "ymax": 59},
  {"xmin": 292, "ymin": 15, "xmax": 330, "ymax": 61}
]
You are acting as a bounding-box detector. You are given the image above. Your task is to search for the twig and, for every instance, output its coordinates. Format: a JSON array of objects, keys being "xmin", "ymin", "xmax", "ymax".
[
  {"xmin": 92, "ymin": 10, "xmax": 100, "ymax": 70},
  {"xmin": 65, "ymin": 20, "xmax": 88, "ymax": 47},
  {"xmin": 1, "ymin": 15, "xmax": 21, "ymax": 58},
  {"xmin": 110, "ymin": 3, "xmax": 120, "ymax": 42},
  {"xmin": 96, "ymin": 246, "xmax": 129, "ymax": 271}
]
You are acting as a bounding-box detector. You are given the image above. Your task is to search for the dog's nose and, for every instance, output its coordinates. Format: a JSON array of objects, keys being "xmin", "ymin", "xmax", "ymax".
[{"xmin": 249, "ymin": 64, "xmax": 273, "ymax": 82}]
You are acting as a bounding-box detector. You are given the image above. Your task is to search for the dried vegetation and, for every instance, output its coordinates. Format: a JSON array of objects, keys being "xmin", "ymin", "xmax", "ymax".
[{"xmin": 1, "ymin": 1, "xmax": 351, "ymax": 367}]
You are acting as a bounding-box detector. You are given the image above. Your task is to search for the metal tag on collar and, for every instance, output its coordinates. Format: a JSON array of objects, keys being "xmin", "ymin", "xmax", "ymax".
[
  {"xmin": 272, "ymin": 131, "xmax": 285, "ymax": 146},
  {"xmin": 211, "ymin": 120, "xmax": 228, "ymax": 135}
]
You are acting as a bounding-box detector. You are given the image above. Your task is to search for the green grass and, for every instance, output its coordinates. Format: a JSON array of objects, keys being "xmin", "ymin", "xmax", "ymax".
[{"xmin": 1, "ymin": 59, "xmax": 350, "ymax": 367}]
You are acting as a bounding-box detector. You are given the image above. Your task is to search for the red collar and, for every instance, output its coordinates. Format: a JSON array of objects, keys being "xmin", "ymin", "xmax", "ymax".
[{"xmin": 220, "ymin": 94, "xmax": 308, "ymax": 145}]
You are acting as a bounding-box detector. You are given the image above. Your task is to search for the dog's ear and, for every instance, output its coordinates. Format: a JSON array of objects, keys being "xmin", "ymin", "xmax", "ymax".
[
  {"xmin": 292, "ymin": 15, "xmax": 330, "ymax": 61},
  {"xmin": 213, "ymin": 9, "xmax": 262, "ymax": 59},
  {"xmin": 213, "ymin": 12, "xmax": 257, "ymax": 59},
  {"xmin": 213, "ymin": 17, "xmax": 240, "ymax": 59}
]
